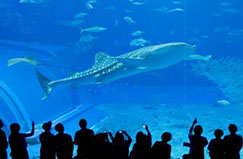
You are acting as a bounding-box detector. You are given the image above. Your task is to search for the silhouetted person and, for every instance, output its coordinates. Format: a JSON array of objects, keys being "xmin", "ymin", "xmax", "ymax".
[
  {"xmin": 55, "ymin": 123, "xmax": 73, "ymax": 159},
  {"xmin": 9, "ymin": 121, "xmax": 35, "ymax": 159},
  {"xmin": 90, "ymin": 133, "xmax": 112, "ymax": 159},
  {"xmin": 74, "ymin": 119, "xmax": 94, "ymax": 159},
  {"xmin": 39, "ymin": 121, "xmax": 55, "ymax": 159},
  {"xmin": 208, "ymin": 129, "xmax": 225, "ymax": 159},
  {"xmin": 151, "ymin": 132, "xmax": 172, "ymax": 159},
  {"xmin": 130, "ymin": 125, "xmax": 152, "ymax": 159},
  {"xmin": 109, "ymin": 130, "xmax": 132, "ymax": 159},
  {"xmin": 224, "ymin": 124, "xmax": 242, "ymax": 159},
  {"xmin": 0, "ymin": 119, "xmax": 8, "ymax": 159},
  {"xmin": 188, "ymin": 118, "xmax": 208, "ymax": 159}
]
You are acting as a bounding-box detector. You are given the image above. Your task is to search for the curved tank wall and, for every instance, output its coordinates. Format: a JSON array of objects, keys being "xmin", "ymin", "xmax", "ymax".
[{"xmin": 0, "ymin": 42, "xmax": 81, "ymax": 126}]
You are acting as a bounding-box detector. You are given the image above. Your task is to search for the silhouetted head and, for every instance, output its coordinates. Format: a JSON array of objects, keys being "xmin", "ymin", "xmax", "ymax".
[
  {"xmin": 136, "ymin": 131, "xmax": 145, "ymax": 143},
  {"xmin": 161, "ymin": 132, "xmax": 172, "ymax": 142},
  {"xmin": 214, "ymin": 129, "xmax": 224, "ymax": 139},
  {"xmin": 115, "ymin": 131, "xmax": 124, "ymax": 143},
  {"xmin": 0, "ymin": 119, "xmax": 3, "ymax": 128},
  {"xmin": 55, "ymin": 123, "xmax": 64, "ymax": 133},
  {"xmin": 194, "ymin": 125, "xmax": 203, "ymax": 136},
  {"xmin": 79, "ymin": 119, "xmax": 87, "ymax": 129},
  {"xmin": 228, "ymin": 124, "xmax": 237, "ymax": 134},
  {"xmin": 42, "ymin": 121, "xmax": 52, "ymax": 131},
  {"xmin": 10, "ymin": 123, "xmax": 20, "ymax": 133}
]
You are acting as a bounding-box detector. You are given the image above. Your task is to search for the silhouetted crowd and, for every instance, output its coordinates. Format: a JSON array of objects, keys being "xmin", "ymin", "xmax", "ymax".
[{"xmin": 0, "ymin": 118, "xmax": 242, "ymax": 159}]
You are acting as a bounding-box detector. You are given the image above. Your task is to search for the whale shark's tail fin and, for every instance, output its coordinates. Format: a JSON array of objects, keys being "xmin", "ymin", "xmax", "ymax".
[{"xmin": 35, "ymin": 69, "xmax": 52, "ymax": 100}]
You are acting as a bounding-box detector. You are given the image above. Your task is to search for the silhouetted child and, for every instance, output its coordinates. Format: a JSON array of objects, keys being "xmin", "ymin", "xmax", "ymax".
[
  {"xmin": 74, "ymin": 119, "xmax": 94, "ymax": 159},
  {"xmin": 224, "ymin": 124, "xmax": 242, "ymax": 159},
  {"xmin": 208, "ymin": 129, "xmax": 225, "ymax": 159},
  {"xmin": 188, "ymin": 118, "xmax": 208, "ymax": 159},
  {"xmin": 109, "ymin": 130, "xmax": 132, "ymax": 159},
  {"xmin": 0, "ymin": 119, "xmax": 8, "ymax": 159},
  {"xmin": 55, "ymin": 123, "xmax": 73, "ymax": 159},
  {"xmin": 9, "ymin": 121, "xmax": 35, "ymax": 159},
  {"xmin": 151, "ymin": 132, "xmax": 172, "ymax": 159},
  {"xmin": 130, "ymin": 125, "xmax": 152, "ymax": 159},
  {"xmin": 90, "ymin": 132, "xmax": 112, "ymax": 159},
  {"xmin": 39, "ymin": 121, "xmax": 55, "ymax": 159}
]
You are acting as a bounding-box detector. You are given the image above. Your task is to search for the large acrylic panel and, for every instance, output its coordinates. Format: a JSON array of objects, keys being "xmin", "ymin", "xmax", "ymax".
[{"xmin": 0, "ymin": 0, "xmax": 243, "ymax": 158}]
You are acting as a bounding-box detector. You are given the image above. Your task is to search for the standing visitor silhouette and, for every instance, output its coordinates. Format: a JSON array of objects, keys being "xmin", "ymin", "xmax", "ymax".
[
  {"xmin": 187, "ymin": 118, "xmax": 208, "ymax": 159},
  {"xmin": 55, "ymin": 123, "xmax": 73, "ymax": 159},
  {"xmin": 39, "ymin": 121, "xmax": 55, "ymax": 159},
  {"xmin": 151, "ymin": 132, "xmax": 172, "ymax": 159},
  {"xmin": 0, "ymin": 119, "xmax": 8, "ymax": 159},
  {"xmin": 9, "ymin": 121, "xmax": 35, "ymax": 159},
  {"xmin": 130, "ymin": 125, "xmax": 152, "ymax": 159},
  {"xmin": 109, "ymin": 130, "xmax": 132, "ymax": 159},
  {"xmin": 224, "ymin": 124, "xmax": 242, "ymax": 159},
  {"xmin": 208, "ymin": 129, "xmax": 225, "ymax": 159},
  {"xmin": 74, "ymin": 119, "xmax": 94, "ymax": 159}
]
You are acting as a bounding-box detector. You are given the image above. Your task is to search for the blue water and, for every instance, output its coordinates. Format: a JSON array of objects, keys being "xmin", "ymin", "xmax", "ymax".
[{"xmin": 0, "ymin": 0, "xmax": 243, "ymax": 158}]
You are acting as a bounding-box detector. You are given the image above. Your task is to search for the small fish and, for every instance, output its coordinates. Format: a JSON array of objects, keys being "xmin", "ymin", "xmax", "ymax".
[
  {"xmin": 19, "ymin": 0, "xmax": 47, "ymax": 3},
  {"xmin": 153, "ymin": 7, "xmax": 184, "ymax": 13},
  {"xmin": 86, "ymin": 3, "xmax": 94, "ymax": 10},
  {"xmin": 132, "ymin": 30, "xmax": 145, "ymax": 37},
  {"xmin": 217, "ymin": 100, "xmax": 230, "ymax": 106},
  {"xmin": 124, "ymin": 16, "xmax": 136, "ymax": 24},
  {"xmin": 152, "ymin": 7, "xmax": 170, "ymax": 13},
  {"xmin": 128, "ymin": 0, "xmax": 146, "ymax": 6},
  {"xmin": 169, "ymin": 8, "xmax": 184, "ymax": 13},
  {"xmin": 80, "ymin": 26, "xmax": 107, "ymax": 33},
  {"xmin": 8, "ymin": 57, "xmax": 38, "ymax": 67},
  {"xmin": 86, "ymin": 0, "xmax": 96, "ymax": 10},
  {"xmin": 173, "ymin": 0, "xmax": 181, "ymax": 5},
  {"xmin": 130, "ymin": 38, "xmax": 150, "ymax": 47},
  {"xmin": 74, "ymin": 12, "xmax": 88, "ymax": 19}
]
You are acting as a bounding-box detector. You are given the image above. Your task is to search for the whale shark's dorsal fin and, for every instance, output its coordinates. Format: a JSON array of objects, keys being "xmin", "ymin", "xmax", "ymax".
[
  {"xmin": 93, "ymin": 52, "xmax": 118, "ymax": 68},
  {"xmin": 94, "ymin": 52, "xmax": 111, "ymax": 64}
]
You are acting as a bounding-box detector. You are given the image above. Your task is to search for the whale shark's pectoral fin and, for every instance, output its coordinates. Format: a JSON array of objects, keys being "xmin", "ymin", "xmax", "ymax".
[
  {"xmin": 186, "ymin": 54, "xmax": 212, "ymax": 61},
  {"xmin": 95, "ymin": 79, "xmax": 104, "ymax": 84}
]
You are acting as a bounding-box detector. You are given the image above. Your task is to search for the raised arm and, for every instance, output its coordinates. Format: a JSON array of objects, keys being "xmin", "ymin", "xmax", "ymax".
[
  {"xmin": 23, "ymin": 121, "xmax": 35, "ymax": 137},
  {"xmin": 144, "ymin": 124, "xmax": 152, "ymax": 146},
  {"xmin": 189, "ymin": 118, "xmax": 197, "ymax": 134},
  {"xmin": 121, "ymin": 131, "xmax": 132, "ymax": 143},
  {"xmin": 144, "ymin": 125, "xmax": 151, "ymax": 138}
]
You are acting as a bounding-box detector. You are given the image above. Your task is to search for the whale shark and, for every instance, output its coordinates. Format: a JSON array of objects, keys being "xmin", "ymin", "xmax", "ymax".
[{"xmin": 36, "ymin": 42, "xmax": 211, "ymax": 100}]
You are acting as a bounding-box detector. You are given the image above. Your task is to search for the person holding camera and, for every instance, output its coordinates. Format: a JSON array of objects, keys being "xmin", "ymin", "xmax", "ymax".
[{"xmin": 183, "ymin": 118, "xmax": 208, "ymax": 159}]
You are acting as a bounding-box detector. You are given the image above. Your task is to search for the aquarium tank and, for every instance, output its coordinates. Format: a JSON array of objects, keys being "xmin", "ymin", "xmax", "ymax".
[{"xmin": 0, "ymin": 0, "xmax": 243, "ymax": 158}]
